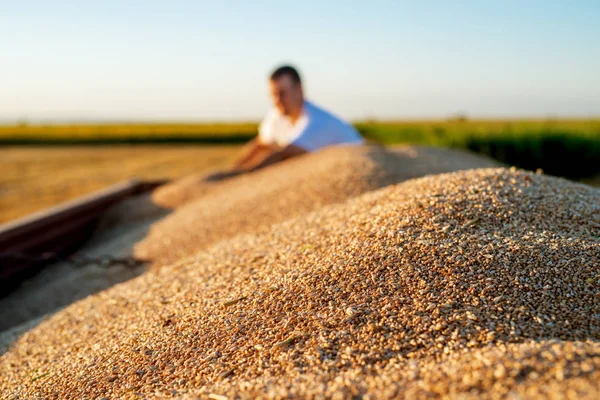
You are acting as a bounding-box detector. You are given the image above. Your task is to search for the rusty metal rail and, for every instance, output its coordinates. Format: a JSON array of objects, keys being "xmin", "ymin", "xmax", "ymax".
[{"xmin": 0, "ymin": 179, "xmax": 168, "ymax": 295}]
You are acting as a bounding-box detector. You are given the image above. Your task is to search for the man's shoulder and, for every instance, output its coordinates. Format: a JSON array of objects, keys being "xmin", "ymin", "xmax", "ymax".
[
  {"xmin": 303, "ymin": 101, "xmax": 327, "ymax": 118},
  {"xmin": 261, "ymin": 107, "xmax": 281, "ymax": 124},
  {"xmin": 304, "ymin": 101, "xmax": 347, "ymax": 125},
  {"xmin": 300, "ymin": 102, "xmax": 361, "ymax": 139},
  {"xmin": 260, "ymin": 108, "xmax": 287, "ymax": 135}
]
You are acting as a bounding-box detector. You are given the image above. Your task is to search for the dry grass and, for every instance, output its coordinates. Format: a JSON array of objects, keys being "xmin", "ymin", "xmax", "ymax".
[
  {"xmin": 2, "ymin": 168, "xmax": 598, "ymax": 398},
  {"xmin": 0, "ymin": 145, "xmax": 241, "ymax": 224}
]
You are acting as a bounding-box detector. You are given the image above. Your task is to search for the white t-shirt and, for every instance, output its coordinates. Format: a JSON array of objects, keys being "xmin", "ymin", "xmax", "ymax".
[{"xmin": 258, "ymin": 101, "xmax": 364, "ymax": 152}]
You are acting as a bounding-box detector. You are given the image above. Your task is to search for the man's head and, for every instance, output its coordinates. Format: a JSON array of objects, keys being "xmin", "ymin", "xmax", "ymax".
[{"xmin": 269, "ymin": 65, "xmax": 304, "ymax": 118}]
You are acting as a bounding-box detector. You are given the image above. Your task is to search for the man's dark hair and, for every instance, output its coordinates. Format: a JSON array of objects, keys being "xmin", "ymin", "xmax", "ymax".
[{"xmin": 270, "ymin": 65, "xmax": 302, "ymax": 85}]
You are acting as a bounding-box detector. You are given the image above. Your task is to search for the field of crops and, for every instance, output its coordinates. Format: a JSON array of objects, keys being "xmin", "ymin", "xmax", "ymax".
[
  {"xmin": 1, "ymin": 119, "xmax": 599, "ymax": 179},
  {"xmin": 0, "ymin": 123, "xmax": 258, "ymax": 144},
  {"xmin": 2, "ymin": 119, "xmax": 598, "ymax": 143},
  {"xmin": 356, "ymin": 119, "xmax": 600, "ymax": 179}
]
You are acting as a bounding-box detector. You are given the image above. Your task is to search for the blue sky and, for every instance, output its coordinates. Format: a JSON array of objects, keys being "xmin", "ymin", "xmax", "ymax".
[{"xmin": 1, "ymin": 0, "xmax": 599, "ymax": 121}]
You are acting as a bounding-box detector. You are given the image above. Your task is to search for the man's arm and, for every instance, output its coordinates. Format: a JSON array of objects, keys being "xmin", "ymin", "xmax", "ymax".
[
  {"xmin": 232, "ymin": 138, "xmax": 274, "ymax": 169},
  {"xmin": 204, "ymin": 144, "xmax": 306, "ymax": 182},
  {"xmin": 244, "ymin": 144, "xmax": 306, "ymax": 172}
]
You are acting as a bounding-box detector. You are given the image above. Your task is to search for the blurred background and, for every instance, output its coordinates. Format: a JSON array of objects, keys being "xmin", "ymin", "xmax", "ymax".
[{"xmin": 1, "ymin": 0, "xmax": 599, "ymax": 223}]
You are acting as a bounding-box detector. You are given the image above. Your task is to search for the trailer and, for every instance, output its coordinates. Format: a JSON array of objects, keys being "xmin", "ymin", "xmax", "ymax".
[{"xmin": 0, "ymin": 179, "xmax": 167, "ymax": 296}]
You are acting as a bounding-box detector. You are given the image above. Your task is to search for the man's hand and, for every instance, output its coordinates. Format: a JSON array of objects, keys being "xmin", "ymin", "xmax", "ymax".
[
  {"xmin": 203, "ymin": 169, "xmax": 243, "ymax": 182},
  {"xmin": 204, "ymin": 144, "xmax": 307, "ymax": 182},
  {"xmin": 246, "ymin": 144, "xmax": 306, "ymax": 172},
  {"xmin": 233, "ymin": 138, "xmax": 275, "ymax": 170}
]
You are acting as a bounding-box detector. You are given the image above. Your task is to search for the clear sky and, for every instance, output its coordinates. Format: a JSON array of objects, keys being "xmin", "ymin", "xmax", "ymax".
[{"xmin": 1, "ymin": 0, "xmax": 599, "ymax": 121}]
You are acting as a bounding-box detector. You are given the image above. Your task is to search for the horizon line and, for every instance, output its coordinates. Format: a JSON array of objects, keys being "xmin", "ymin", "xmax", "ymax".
[{"xmin": 2, "ymin": 115, "xmax": 600, "ymax": 126}]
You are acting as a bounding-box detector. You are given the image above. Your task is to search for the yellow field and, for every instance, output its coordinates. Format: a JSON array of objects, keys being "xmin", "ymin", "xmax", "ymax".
[
  {"xmin": 0, "ymin": 123, "xmax": 258, "ymax": 142},
  {"xmin": 0, "ymin": 145, "xmax": 241, "ymax": 224},
  {"xmin": 0, "ymin": 119, "xmax": 598, "ymax": 142}
]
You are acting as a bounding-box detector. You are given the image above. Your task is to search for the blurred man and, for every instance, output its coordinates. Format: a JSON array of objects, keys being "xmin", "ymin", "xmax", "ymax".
[{"xmin": 206, "ymin": 65, "xmax": 363, "ymax": 181}]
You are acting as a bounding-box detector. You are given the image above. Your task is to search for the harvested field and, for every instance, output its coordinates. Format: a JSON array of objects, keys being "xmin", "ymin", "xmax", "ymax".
[
  {"xmin": 0, "ymin": 145, "xmax": 240, "ymax": 223},
  {"xmin": 138, "ymin": 145, "xmax": 501, "ymax": 264},
  {"xmin": 2, "ymin": 168, "xmax": 599, "ymax": 399}
]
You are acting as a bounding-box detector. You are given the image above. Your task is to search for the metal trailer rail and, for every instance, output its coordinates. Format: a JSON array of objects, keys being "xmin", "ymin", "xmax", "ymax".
[{"xmin": 0, "ymin": 179, "xmax": 168, "ymax": 295}]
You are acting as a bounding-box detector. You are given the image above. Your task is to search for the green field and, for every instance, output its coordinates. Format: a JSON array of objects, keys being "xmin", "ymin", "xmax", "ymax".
[
  {"xmin": 1, "ymin": 119, "xmax": 599, "ymax": 179},
  {"xmin": 356, "ymin": 119, "xmax": 600, "ymax": 179}
]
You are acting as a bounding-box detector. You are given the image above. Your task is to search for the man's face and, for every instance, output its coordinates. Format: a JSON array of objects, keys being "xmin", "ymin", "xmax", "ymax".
[{"xmin": 269, "ymin": 75, "xmax": 304, "ymax": 117}]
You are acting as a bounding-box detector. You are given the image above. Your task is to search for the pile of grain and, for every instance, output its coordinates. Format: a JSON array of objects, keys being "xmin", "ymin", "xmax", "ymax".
[
  {"xmin": 152, "ymin": 145, "xmax": 500, "ymax": 209},
  {"xmin": 2, "ymin": 168, "xmax": 598, "ymax": 398},
  {"xmin": 135, "ymin": 145, "xmax": 500, "ymax": 264},
  {"xmin": 184, "ymin": 340, "xmax": 600, "ymax": 399},
  {"xmin": 151, "ymin": 171, "xmax": 220, "ymax": 208}
]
